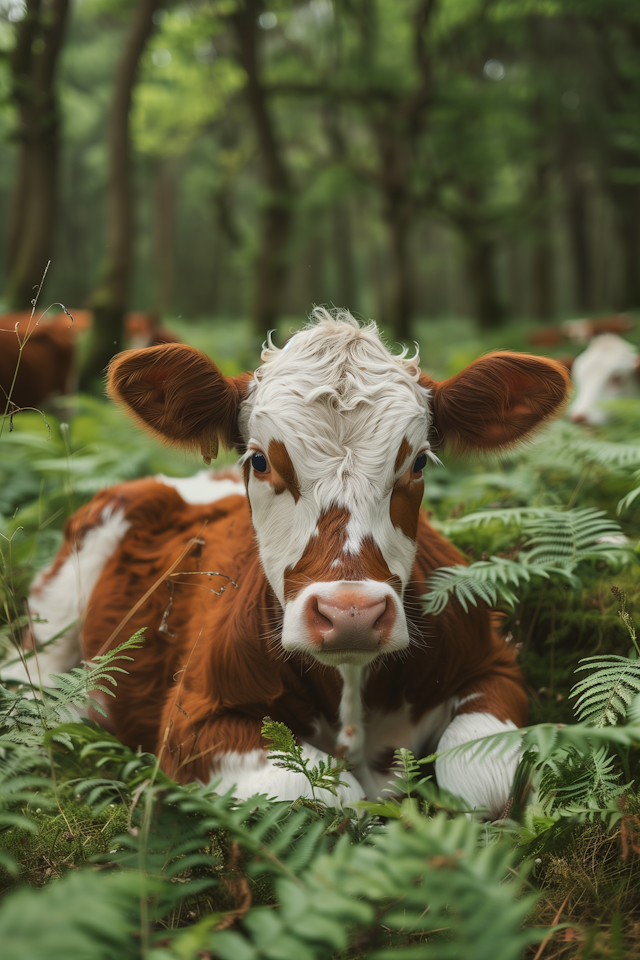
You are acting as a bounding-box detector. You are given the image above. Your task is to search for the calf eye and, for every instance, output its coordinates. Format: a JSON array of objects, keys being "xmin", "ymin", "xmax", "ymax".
[
  {"xmin": 413, "ymin": 452, "xmax": 427, "ymax": 473},
  {"xmin": 251, "ymin": 452, "xmax": 268, "ymax": 473}
]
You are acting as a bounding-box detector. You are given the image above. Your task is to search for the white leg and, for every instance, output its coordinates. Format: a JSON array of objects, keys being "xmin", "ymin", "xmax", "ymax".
[
  {"xmin": 435, "ymin": 712, "xmax": 520, "ymax": 819},
  {"xmin": 212, "ymin": 742, "xmax": 365, "ymax": 808}
]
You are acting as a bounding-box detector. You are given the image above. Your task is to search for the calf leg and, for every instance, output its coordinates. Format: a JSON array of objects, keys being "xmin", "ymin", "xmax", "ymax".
[
  {"xmin": 214, "ymin": 743, "xmax": 365, "ymax": 808},
  {"xmin": 163, "ymin": 712, "xmax": 364, "ymax": 809},
  {"xmin": 435, "ymin": 712, "xmax": 520, "ymax": 819},
  {"xmin": 435, "ymin": 671, "xmax": 527, "ymax": 819}
]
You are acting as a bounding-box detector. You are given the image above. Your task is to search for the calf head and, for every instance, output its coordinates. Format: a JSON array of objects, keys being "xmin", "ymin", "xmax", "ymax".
[{"xmin": 108, "ymin": 310, "xmax": 570, "ymax": 667}]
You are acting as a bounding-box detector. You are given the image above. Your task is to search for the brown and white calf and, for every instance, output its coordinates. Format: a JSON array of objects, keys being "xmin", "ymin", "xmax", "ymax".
[{"xmin": 4, "ymin": 311, "xmax": 570, "ymax": 816}]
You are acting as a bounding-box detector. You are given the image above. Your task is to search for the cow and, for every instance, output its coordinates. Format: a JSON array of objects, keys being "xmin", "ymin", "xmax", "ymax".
[
  {"xmin": 568, "ymin": 333, "xmax": 640, "ymax": 425},
  {"xmin": 3, "ymin": 310, "xmax": 570, "ymax": 817},
  {"xmin": 0, "ymin": 310, "xmax": 91, "ymax": 412},
  {"xmin": 529, "ymin": 313, "xmax": 633, "ymax": 348}
]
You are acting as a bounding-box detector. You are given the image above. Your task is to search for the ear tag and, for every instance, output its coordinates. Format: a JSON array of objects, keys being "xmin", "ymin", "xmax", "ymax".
[{"xmin": 201, "ymin": 437, "xmax": 219, "ymax": 465}]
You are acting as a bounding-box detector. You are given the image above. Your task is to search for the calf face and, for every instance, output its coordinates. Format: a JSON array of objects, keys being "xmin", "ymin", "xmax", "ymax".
[
  {"xmin": 108, "ymin": 309, "xmax": 570, "ymax": 667},
  {"xmin": 569, "ymin": 334, "xmax": 640, "ymax": 426}
]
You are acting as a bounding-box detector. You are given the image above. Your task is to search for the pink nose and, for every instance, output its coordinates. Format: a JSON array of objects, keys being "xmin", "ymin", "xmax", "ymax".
[
  {"xmin": 306, "ymin": 590, "xmax": 393, "ymax": 652},
  {"xmin": 571, "ymin": 412, "xmax": 588, "ymax": 424}
]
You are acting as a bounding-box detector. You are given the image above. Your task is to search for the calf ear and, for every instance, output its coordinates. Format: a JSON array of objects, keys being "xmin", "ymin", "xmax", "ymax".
[
  {"xmin": 107, "ymin": 344, "xmax": 252, "ymax": 461},
  {"xmin": 420, "ymin": 351, "xmax": 571, "ymax": 453}
]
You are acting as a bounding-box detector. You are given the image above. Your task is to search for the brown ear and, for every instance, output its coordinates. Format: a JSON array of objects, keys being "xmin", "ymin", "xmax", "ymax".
[
  {"xmin": 420, "ymin": 351, "xmax": 571, "ymax": 453},
  {"xmin": 107, "ymin": 344, "xmax": 252, "ymax": 461}
]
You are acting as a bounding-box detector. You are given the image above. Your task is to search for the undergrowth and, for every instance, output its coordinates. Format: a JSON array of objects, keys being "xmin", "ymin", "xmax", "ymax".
[{"xmin": 2, "ymin": 310, "xmax": 640, "ymax": 956}]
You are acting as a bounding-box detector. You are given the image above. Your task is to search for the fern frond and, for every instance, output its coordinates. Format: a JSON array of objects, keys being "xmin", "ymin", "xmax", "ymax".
[
  {"xmin": 539, "ymin": 745, "xmax": 620, "ymax": 807},
  {"xmin": 522, "ymin": 509, "xmax": 629, "ymax": 567},
  {"xmin": 0, "ymin": 633, "xmax": 145, "ymax": 745},
  {"xmin": 570, "ymin": 655, "xmax": 640, "ymax": 726},
  {"xmin": 425, "ymin": 508, "xmax": 630, "ymax": 615},
  {"xmin": 433, "ymin": 506, "xmax": 567, "ymax": 535},
  {"xmin": 424, "ymin": 557, "xmax": 574, "ymax": 615}
]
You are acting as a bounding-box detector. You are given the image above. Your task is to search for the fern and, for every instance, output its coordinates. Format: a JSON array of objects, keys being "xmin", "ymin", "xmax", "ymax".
[
  {"xmin": 0, "ymin": 633, "xmax": 145, "ymax": 747},
  {"xmin": 571, "ymin": 656, "xmax": 640, "ymax": 726},
  {"xmin": 523, "ymin": 509, "xmax": 629, "ymax": 566},
  {"xmin": 187, "ymin": 808, "xmax": 541, "ymax": 960},
  {"xmin": 424, "ymin": 508, "xmax": 630, "ymax": 615},
  {"xmin": 436, "ymin": 700, "xmax": 640, "ymax": 800},
  {"xmin": 261, "ymin": 717, "xmax": 349, "ymax": 803},
  {"xmin": 539, "ymin": 744, "xmax": 622, "ymax": 807}
]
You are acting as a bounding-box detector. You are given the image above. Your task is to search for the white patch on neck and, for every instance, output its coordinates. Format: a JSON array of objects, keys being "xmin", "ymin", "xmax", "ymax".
[{"xmin": 336, "ymin": 664, "xmax": 366, "ymax": 765}]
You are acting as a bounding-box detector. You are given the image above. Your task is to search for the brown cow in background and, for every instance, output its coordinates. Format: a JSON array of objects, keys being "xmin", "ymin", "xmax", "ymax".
[
  {"xmin": 0, "ymin": 310, "xmax": 182, "ymax": 411},
  {"xmin": 0, "ymin": 310, "xmax": 91, "ymax": 411}
]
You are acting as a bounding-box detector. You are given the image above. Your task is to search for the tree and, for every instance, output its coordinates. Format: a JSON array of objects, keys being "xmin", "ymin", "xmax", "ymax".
[
  {"xmin": 229, "ymin": 0, "xmax": 294, "ymax": 333},
  {"xmin": 5, "ymin": 0, "xmax": 69, "ymax": 309},
  {"xmin": 81, "ymin": 0, "xmax": 162, "ymax": 388}
]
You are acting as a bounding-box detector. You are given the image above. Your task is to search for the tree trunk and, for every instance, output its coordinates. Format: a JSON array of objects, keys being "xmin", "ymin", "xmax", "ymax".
[
  {"xmin": 531, "ymin": 160, "xmax": 554, "ymax": 320},
  {"xmin": 561, "ymin": 150, "xmax": 591, "ymax": 314},
  {"xmin": 332, "ymin": 201, "xmax": 356, "ymax": 313},
  {"xmin": 154, "ymin": 159, "xmax": 175, "ymax": 315},
  {"xmin": 610, "ymin": 180, "xmax": 640, "ymax": 310},
  {"xmin": 386, "ymin": 202, "xmax": 413, "ymax": 340},
  {"xmin": 232, "ymin": 0, "xmax": 292, "ymax": 334},
  {"xmin": 323, "ymin": 106, "xmax": 357, "ymax": 314},
  {"xmin": 5, "ymin": 0, "xmax": 69, "ymax": 308},
  {"xmin": 464, "ymin": 234, "xmax": 504, "ymax": 330},
  {"xmin": 376, "ymin": 128, "xmax": 414, "ymax": 340},
  {"xmin": 82, "ymin": 0, "xmax": 161, "ymax": 387}
]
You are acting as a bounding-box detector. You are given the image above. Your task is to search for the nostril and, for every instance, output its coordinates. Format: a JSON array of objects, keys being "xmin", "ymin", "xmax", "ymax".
[
  {"xmin": 571, "ymin": 413, "xmax": 587, "ymax": 424},
  {"xmin": 311, "ymin": 597, "xmax": 334, "ymax": 631},
  {"xmin": 372, "ymin": 598, "xmax": 388, "ymax": 629}
]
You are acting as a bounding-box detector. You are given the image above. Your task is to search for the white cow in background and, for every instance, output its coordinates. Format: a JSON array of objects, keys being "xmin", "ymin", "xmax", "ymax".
[{"xmin": 569, "ymin": 334, "xmax": 640, "ymax": 426}]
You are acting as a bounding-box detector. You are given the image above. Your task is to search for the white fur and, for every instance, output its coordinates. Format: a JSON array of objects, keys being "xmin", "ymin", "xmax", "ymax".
[
  {"xmin": 156, "ymin": 470, "xmax": 245, "ymax": 505},
  {"xmin": 435, "ymin": 712, "xmax": 520, "ymax": 819},
  {"xmin": 212, "ymin": 744, "xmax": 365, "ymax": 807},
  {"xmin": 1, "ymin": 507, "xmax": 130, "ymax": 686},
  {"xmin": 238, "ymin": 310, "xmax": 430, "ymax": 646},
  {"xmin": 569, "ymin": 334, "xmax": 640, "ymax": 425}
]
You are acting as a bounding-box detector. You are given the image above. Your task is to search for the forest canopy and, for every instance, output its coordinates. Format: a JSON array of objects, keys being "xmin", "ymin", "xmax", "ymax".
[{"xmin": 1, "ymin": 0, "xmax": 640, "ymax": 350}]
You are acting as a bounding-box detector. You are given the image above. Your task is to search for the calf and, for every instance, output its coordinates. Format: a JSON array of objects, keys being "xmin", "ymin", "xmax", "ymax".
[
  {"xmin": 7, "ymin": 311, "xmax": 570, "ymax": 816},
  {"xmin": 569, "ymin": 333, "xmax": 640, "ymax": 425}
]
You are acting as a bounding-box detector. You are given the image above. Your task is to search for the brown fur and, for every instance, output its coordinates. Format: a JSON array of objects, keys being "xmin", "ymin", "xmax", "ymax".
[
  {"xmin": 107, "ymin": 345, "xmax": 252, "ymax": 455},
  {"xmin": 394, "ymin": 437, "xmax": 412, "ymax": 473},
  {"xmin": 68, "ymin": 484, "xmax": 526, "ymax": 783},
  {"xmin": 421, "ymin": 351, "xmax": 571, "ymax": 453},
  {"xmin": 283, "ymin": 506, "xmax": 402, "ymax": 602},
  {"xmin": 268, "ymin": 440, "xmax": 300, "ymax": 502},
  {"xmin": 390, "ymin": 474, "xmax": 424, "ymax": 541}
]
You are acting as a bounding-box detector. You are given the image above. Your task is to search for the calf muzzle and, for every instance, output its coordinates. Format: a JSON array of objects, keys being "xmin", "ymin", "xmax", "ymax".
[{"xmin": 306, "ymin": 589, "xmax": 393, "ymax": 652}]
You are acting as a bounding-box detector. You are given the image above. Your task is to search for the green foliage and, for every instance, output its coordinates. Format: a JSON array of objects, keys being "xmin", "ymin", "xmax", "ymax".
[
  {"xmin": 261, "ymin": 717, "xmax": 348, "ymax": 802},
  {"xmin": 571, "ymin": 655, "xmax": 640, "ymax": 726},
  {"xmin": 425, "ymin": 507, "xmax": 630, "ymax": 615},
  {"xmin": 0, "ymin": 868, "xmax": 148, "ymax": 960},
  {"xmin": 0, "ymin": 633, "xmax": 145, "ymax": 747},
  {"xmin": 183, "ymin": 810, "xmax": 541, "ymax": 960}
]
